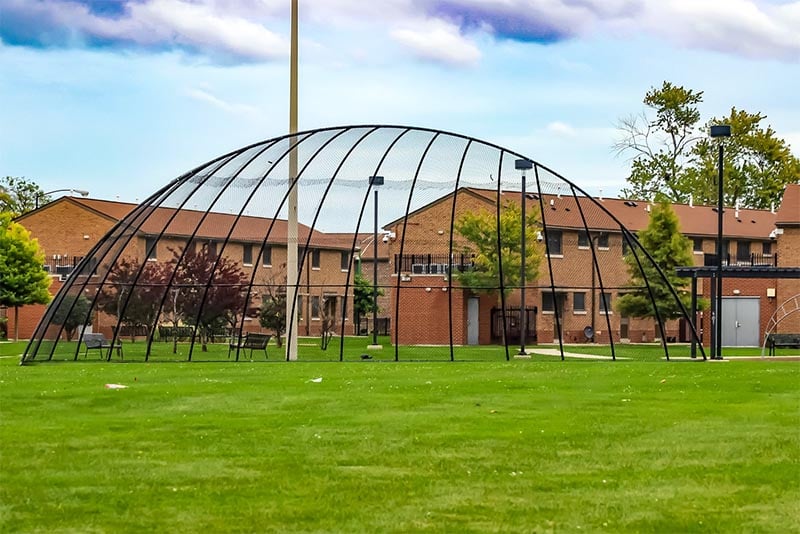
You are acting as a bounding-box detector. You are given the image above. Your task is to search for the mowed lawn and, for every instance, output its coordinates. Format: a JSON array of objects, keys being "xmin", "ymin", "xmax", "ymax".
[{"xmin": 1, "ymin": 341, "xmax": 798, "ymax": 533}]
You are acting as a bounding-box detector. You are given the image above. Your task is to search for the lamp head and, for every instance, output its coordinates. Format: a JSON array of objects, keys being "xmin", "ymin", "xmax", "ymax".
[
  {"xmin": 710, "ymin": 125, "xmax": 731, "ymax": 138},
  {"xmin": 515, "ymin": 159, "xmax": 533, "ymax": 171}
]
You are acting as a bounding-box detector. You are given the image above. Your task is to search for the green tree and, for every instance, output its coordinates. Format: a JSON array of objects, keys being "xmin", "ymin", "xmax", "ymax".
[
  {"xmin": 687, "ymin": 108, "xmax": 800, "ymax": 209},
  {"xmin": 615, "ymin": 82, "xmax": 799, "ymax": 209},
  {"xmin": 0, "ymin": 213, "xmax": 52, "ymax": 340},
  {"xmin": 616, "ymin": 202, "xmax": 706, "ymax": 321},
  {"xmin": 453, "ymin": 200, "xmax": 542, "ymax": 297},
  {"xmin": 0, "ymin": 176, "xmax": 48, "ymax": 217},
  {"xmin": 614, "ymin": 81, "xmax": 703, "ymax": 203},
  {"xmin": 50, "ymin": 293, "xmax": 92, "ymax": 341}
]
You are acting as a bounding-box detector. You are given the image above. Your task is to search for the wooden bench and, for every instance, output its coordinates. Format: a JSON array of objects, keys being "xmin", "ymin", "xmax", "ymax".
[
  {"xmin": 228, "ymin": 333, "xmax": 271, "ymax": 360},
  {"xmin": 82, "ymin": 333, "xmax": 123, "ymax": 359},
  {"xmin": 766, "ymin": 333, "xmax": 800, "ymax": 356}
]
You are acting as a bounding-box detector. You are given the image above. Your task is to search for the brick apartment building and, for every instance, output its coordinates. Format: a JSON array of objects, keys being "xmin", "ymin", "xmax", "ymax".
[
  {"xmin": 10, "ymin": 196, "xmax": 391, "ymax": 340},
  {"xmin": 385, "ymin": 185, "xmax": 799, "ymax": 348}
]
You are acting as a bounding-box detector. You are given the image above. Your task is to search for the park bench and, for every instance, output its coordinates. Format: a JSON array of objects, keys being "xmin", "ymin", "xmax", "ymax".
[
  {"xmin": 228, "ymin": 333, "xmax": 271, "ymax": 360},
  {"xmin": 82, "ymin": 333, "xmax": 123, "ymax": 359},
  {"xmin": 766, "ymin": 333, "xmax": 800, "ymax": 356}
]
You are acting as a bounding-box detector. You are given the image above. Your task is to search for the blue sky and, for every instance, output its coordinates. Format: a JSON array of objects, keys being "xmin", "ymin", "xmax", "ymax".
[{"xmin": 1, "ymin": 0, "xmax": 798, "ymax": 203}]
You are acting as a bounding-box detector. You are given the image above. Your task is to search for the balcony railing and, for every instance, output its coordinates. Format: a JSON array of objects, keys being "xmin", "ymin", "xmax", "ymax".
[
  {"xmin": 395, "ymin": 253, "xmax": 475, "ymax": 274},
  {"xmin": 43, "ymin": 256, "xmax": 85, "ymax": 277},
  {"xmin": 703, "ymin": 252, "xmax": 778, "ymax": 267}
]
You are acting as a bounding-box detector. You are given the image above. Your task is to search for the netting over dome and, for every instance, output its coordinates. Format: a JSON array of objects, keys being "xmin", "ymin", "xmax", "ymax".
[{"xmin": 22, "ymin": 125, "xmax": 703, "ymax": 363}]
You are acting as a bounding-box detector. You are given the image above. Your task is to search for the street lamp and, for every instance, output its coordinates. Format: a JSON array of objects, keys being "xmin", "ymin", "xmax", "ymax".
[
  {"xmin": 35, "ymin": 188, "xmax": 89, "ymax": 209},
  {"xmin": 515, "ymin": 159, "xmax": 533, "ymax": 357},
  {"xmin": 710, "ymin": 124, "xmax": 731, "ymax": 360},
  {"xmin": 368, "ymin": 175, "xmax": 384, "ymax": 349}
]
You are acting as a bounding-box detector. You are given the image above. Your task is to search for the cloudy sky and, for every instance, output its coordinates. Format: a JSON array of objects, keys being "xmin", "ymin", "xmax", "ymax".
[{"xmin": 1, "ymin": 0, "xmax": 798, "ymax": 203}]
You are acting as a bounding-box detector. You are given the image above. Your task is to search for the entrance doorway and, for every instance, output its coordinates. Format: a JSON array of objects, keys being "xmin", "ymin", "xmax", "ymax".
[
  {"xmin": 722, "ymin": 297, "xmax": 760, "ymax": 347},
  {"xmin": 467, "ymin": 297, "xmax": 479, "ymax": 345}
]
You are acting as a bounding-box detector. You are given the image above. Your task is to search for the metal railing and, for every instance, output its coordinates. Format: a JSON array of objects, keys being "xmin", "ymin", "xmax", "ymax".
[
  {"xmin": 703, "ymin": 252, "xmax": 777, "ymax": 267},
  {"xmin": 395, "ymin": 253, "xmax": 475, "ymax": 274}
]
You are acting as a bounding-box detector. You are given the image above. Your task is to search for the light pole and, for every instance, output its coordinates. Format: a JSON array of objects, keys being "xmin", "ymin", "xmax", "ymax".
[
  {"xmin": 368, "ymin": 175, "xmax": 384, "ymax": 349},
  {"xmin": 515, "ymin": 159, "xmax": 533, "ymax": 357},
  {"xmin": 35, "ymin": 188, "xmax": 89, "ymax": 209},
  {"xmin": 710, "ymin": 124, "xmax": 731, "ymax": 360}
]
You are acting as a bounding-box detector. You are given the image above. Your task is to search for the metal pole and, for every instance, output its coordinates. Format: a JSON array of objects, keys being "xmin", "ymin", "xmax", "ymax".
[
  {"xmin": 519, "ymin": 171, "xmax": 527, "ymax": 356},
  {"xmin": 716, "ymin": 142, "xmax": 724, "ymax": 359},
  {"xmin": 690, "ymin": 274, "xmax": 697, "ymax": 358},
  {"xmin": 372, "ymin": 189, "xmax": 379, "ymax": 346},
  {"xmin": 285, "ymin": 0, "xmax": 299, "ymax": 360}
]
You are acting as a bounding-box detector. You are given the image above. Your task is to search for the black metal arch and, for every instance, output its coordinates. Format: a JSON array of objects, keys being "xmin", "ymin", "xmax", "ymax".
[{"xmin": 21, "ymin": 124, "xmax": 704, "ymax": 364}]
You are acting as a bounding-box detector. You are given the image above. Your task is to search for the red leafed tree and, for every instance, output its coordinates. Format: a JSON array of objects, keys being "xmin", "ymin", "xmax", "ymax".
[
  {"xmin": 171, "ymin": 245, "xmax": 249, "ymax": 352},
  {"xmin": 98, "ymin": 257, "xmax": 169, "ymax": 341}
]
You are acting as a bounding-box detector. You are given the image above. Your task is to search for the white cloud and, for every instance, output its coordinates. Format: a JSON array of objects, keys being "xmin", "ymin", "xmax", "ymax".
[
  {"xmin": 185, "ymin": 87, "xmax": 259, "ymax": 115},
  {"xmin": 391, "ymin": 19, "xmax": 481, "ymax": 67},
  {"xmin": 639, "ymin": 0, "xmax": 800, "ymax": 62},
  {"xmin": 546, "ymin": 121, "xmax": 577, "ymax": 137},
  {"xmin": 128, "ymin": 0, "xmax": 288, "ymax": 61}
]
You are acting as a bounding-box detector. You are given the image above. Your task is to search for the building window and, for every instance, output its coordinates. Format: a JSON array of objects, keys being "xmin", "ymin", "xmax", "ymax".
[
  {"xmin": 340, "ymin": 251, "xmax": 350, "ymax": 271},
  {"xmin": 262, "ymin": 246, "xmax": 272, "ymax": 267},
  {"xmin": 578, "ymin": 230, "xmax": 589, "ymax": 248},
  {"xmin": 311, "ymin": 296, "xmax": 320, "ymax": 319},
  {"xmin": 243, "ymin": 244, "xmax": 253, "ymax": 266},
  {"xmin": 542, "ymin": 292, "xmax": 554, "ymax": 312},
  {"xmin": 205, "ymin": 241, "xmax": 217, "ymax": 256},
  {"xmin": 546, "ymin": 230, "xmax": 562, "ymax": 256},
  {"xmin": 145, "ymin": 237, "xmax": 157, "ymax": 260},
  {"xmin": 762, "ymin": 241, "xmax": 772, "ymax": 256},
  {"xmin": 297, "ymin": 298, "xmax": 303, "ymax": 321},
  {"xmin": 311, "ymin": 249, "xmax": 321, "ymax": 269},
  {"xmin": 573, "ymin": 292, "xmax": 586, "ymax": 312},
  {"xmin": 622, "ymin": 235, "xmax": 630, "ymax": 256},
  {"xmin": 736, "ymin": 240, "xmax": 751, "ymax": 262},
  {"xmin": 599, "ymin": 292, "xmax": 612, "ymax": 314},
  {"xmin": 693, "ymin": 237, "xmax": 703, "ymax": 253},
  {"xmin": 596, "ymin": 233, "xmax": 609, "ymax": 249}
]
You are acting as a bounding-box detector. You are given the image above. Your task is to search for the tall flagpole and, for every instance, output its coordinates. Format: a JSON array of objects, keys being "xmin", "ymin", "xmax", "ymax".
[{"xmin": 286, "ymin": 0, "xmax": 299, "ymax": 360}]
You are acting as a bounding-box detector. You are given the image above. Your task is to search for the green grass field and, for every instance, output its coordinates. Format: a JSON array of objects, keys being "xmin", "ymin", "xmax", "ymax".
[{"xmin": 1, "ymin": 340, "xmax": 798, "ymax": 533}]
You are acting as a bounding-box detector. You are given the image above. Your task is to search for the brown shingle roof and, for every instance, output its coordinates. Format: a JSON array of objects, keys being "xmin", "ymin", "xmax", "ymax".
[
  {"xmin": 473, "ymin": 188, "xmax": 775, "ymax": 239},
  {"xmin": 776, "ymin": 183, "xmax": 800, "ymax": 226},
  {"xmin": 69, "ymin": 198, "xmax": 354, "ymax": 249}
]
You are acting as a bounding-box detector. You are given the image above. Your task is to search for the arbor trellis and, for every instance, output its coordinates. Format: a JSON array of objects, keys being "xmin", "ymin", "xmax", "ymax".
[{"xmin": 22, "ymin": 125, "xmax": 704, "ymax": 364}]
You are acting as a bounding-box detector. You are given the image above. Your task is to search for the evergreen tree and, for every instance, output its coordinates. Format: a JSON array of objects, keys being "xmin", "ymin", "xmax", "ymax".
[{"xmin": 617, "ymin": 203, "xmax": 705, "ymax": 321}]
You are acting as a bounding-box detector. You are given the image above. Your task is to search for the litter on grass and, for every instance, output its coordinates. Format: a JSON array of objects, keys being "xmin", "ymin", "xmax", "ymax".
[
  {"xmin": 104, "ymin": 383, "xmax": 128, "ymax": 389},
  {"xmin": 308, "ymin": 377, "xmax": 323, "ymax": 383}
]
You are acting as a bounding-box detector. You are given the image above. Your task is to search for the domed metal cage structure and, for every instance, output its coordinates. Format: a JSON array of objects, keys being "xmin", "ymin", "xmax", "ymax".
[{"xmin": 22, "ymin": 125, "xmax": 704, "ymax": 364}]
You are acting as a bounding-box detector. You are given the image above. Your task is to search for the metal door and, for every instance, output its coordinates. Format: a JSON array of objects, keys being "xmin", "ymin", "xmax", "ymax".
[
  {"xmin": 467, "ymin": 297, "xmax": 479, "ymax": 345},
  {"xmin": 722, "ymin": 297, "xmax": 760, "ymax": 347}
]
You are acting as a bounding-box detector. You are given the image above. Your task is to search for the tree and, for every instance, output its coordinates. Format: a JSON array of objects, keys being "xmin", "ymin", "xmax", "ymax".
[
  {"xmin": 97, "ymin": 256, "xmax": 168, "ymax": 342},
  {"xmin": 614, "ymin": 81, "xmax": 703, "ymax": 203},
  {"xmin": 453, "ymin": 200, "xmax": 542, "ymax": 297},
  {"xmin": 50, "ymin": 293, "xmax": 92, "ymax": 341},
  {"xmin": 172, "ymin": 246, "xmax": 249, "ymax": 352},
  {"xmin": 687, "ymin": 108, "xmax": 800, "ymax": 210},
  {"xmin": 259, "ymin": 272, "xmax": 287, "ymax": 348},
  {"xmin": 615, "ymin": 81, "xmax": 799, "ymax": 209},
  {"xmin": 0, "ymin": 176, "xmax": 48, "ymax": 217},
  {"xmin": 616, "ymin": 202, "xmax": 706, "ymax": 321},
  {"xmin": 352, "ymin": 271, "xmax": 382, "ymax": 335},
  {"xmin": 0, "ymin": 213, "xmax": 52, "ymax": 340}
]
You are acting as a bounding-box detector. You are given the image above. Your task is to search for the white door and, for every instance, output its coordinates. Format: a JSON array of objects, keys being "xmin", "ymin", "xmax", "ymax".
[{"xmin": 467, "ymin": 297, "xmax": 479, "ymax": 345}]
